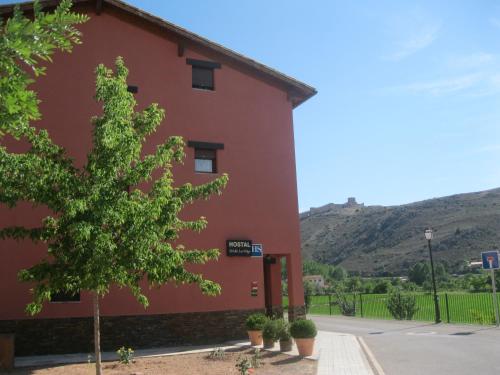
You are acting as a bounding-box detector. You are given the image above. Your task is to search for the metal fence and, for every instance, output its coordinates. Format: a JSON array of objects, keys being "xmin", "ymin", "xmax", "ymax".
[{"xmin": 283, "ymin": 292, "xmax": 499, "ymax": 325}]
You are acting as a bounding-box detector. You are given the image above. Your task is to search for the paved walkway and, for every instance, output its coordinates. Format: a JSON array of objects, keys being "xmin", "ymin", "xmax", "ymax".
[
  {"xmin": 16, "ymin": 330, "xmax": 377, "ymax": 375},
  {"xmin": 314, "ymin": 315, "xmax": 500, "ymax": 375},
  {"xmin": 315, "ymin": 331, "xmax": 375, "ymax": 375}
]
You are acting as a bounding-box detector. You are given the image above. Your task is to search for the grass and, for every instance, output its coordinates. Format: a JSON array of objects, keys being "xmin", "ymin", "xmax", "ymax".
[{"xmin": 284, "ymin": 292, "xmax": 499, "ymax": 325}]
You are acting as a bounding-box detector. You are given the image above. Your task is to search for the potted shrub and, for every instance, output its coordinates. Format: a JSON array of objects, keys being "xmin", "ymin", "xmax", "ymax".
[
  {"xmin": 290, "ymin": 319, "xmax": 317, "ymax": 356},
  {"xmin": 276, "ymin": 319, "xmax": 293, "ymax": 352},
  {"xmin": 262, "ymin": 319, "xmax": 278, "ymax": 349},
  {"xmin": 245, "ymin": 313, "xmax": 267, "ymax": 346}
]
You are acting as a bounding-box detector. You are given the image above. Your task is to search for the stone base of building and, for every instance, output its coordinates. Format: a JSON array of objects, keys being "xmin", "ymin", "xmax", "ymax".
[
  {"xmin": 0, "ymin": 308, "xmax": 263, "ymax": 356},
  {"xmin": 288, "ymin": 305, "xmax": 306, "ymax": 321},
  {"xmin": 266, "ymin": 305, "xmax": 284, "ymax": 319}
]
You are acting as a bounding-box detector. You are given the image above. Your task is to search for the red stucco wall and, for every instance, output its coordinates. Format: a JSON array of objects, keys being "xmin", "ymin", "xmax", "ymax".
[{"xmin": 0, "ymin": 3, "xmax": 305, "ymax": 320}]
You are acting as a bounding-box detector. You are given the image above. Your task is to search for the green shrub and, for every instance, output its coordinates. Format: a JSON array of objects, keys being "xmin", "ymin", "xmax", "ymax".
[
  {"xmin": 304, "ymin": 281, "xmax": 315, "ymax": 312},
  {"xmin": 235, "ymin": 356, "xmax": 252, "ymax": 375},
  {"xmin": 386, "ymin": 291, "xmax": 418, "ymax": 320},
  {"xmin": 207, "ymin": 347, "xmax": 225, "ymax": 360},
  {"xmin": 262, "ymin": 319, "xmax": 279, "ymax": 341},
  {"xmin": 275, "ymin": 319, "xmax": 291, "ymax": 341},
  {"xmin": 251, "ymin": 348, "xmax": 262, "ymax": 368},
  {"xmin": 245, "ymin": 313, "xmax": 267, "ymax": 331},
  {"xmin": 116, "ymin": 347, "xmax": 134, "ymax": 364},
  {"xmin": 290, "ymin": 319, "xmax": 317, "ymax": 339},
  {"xmin": 470, "ymin": 309, "xmax": 495, "ymax": 325}
]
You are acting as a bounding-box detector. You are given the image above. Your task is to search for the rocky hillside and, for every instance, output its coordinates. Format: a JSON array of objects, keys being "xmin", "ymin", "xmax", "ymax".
[{"xmin": 300, "ymin": 189, "xmax": 500, "ymax": 276}]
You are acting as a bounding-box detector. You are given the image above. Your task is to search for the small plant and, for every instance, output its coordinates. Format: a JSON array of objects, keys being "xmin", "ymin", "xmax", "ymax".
[
  {"xmin": 116, "ymin": 347, "xmax": 134, "ymax": 364},
  {"xmin": 332, "ymin": 289, "xmax": 356, "ymax": 316},
  {"xmin": 304, "ymin": 281, "xmax": 315, "ymax": 312},
  {"xmin": 250, "ymin": 348, "xmax": 262, "ymax": 368},
  {"xmin": 275, "ymin": 319, "xmax": 291, "ymax": 341},
  {"xmin": 245, "ymin": 313, "xmax": 268, "ymax": 331},
  {"xmin": 470, "ymin": 309, "xmax": 495, "ymax": 325},
  {"xmin": 290, "ymin": 319, "xmax": 317, "ymax": 339},
  {"xmin": 386, "ymin": 291, "xmax": 418, "ymax": 320},
  {"xmin": 208, "ymin": 347, "xmax": 226, "ymax": 360},
  {"xmin": 235, "ymin": 356, "xmax": 253, "ymax": 375},
  {"xmin": 262, "ymin": 319, "xmax": 279, "ymax": 341}
]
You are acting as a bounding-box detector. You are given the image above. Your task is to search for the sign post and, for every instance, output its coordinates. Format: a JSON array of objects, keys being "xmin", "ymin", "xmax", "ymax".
[{"xmin": 481, "ymin": 251, "xmax": 500, "ymax": 327}]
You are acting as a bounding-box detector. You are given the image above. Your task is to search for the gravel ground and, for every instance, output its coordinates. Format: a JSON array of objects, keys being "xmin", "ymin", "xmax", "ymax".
[{"xmin": 4, "ymin": 347, "xmax": 317, "ymax": 375}]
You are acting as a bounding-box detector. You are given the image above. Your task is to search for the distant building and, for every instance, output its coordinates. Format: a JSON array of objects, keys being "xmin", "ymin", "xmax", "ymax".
[
  {"xmin": 345, "ymin": 197, "xmax": 358, "ymax": 207},
  {"xmin": 303, "ymin": 275, "xmax": 325, "ymax": 288},
  {"xmin": 301, "ymin": 197, "xmax": 364, "ymax": 218}
]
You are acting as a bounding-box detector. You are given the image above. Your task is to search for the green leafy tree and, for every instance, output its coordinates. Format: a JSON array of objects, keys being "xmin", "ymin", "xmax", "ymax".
[
  {"xmin": 402, "ymin": 281, "xmax": 418, "ymax": 292},
  {"xmin": 386, "ymin": 291, "xmax": 418, "ymax": 320},
  {"xmin": 330, "ymin": 265, "xmax": 347, "ymax": 281},
  {"xmin": 408, "ymin": 262, "xmax": 430, "ymax": 286},
  {"xmin": 1, "ymin": 57, "xmax": 228, "ymax": 375},
  {"xmin": 346, "ymin": 276, "xmax": 362, "ymax": 292},
  {"xmin": 303, "ymin": 280, "xmax": 315, "ymax": 312},
  {"xmin": 1, "ymin": 0, "xmax": 88, "ymax": 140},
  {"xmin": 372, "ymin": 279, "xmax": 392, "ymax": 294},
  {"xmin": 469, "ymin": 274, "xmax": 488, "ymax": 292},
  {"xmin": 331, "ymin": 285, "xmax": 356, "ymax": 316},
  {"xmin": 362, "ymin": 280, "xmax": 374, "ymax": 294}
]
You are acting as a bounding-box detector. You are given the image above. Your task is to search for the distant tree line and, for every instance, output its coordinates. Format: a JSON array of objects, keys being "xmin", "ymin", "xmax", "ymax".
[{"xmin": 285, "ymin": 259, "xmax": 500, "ymax": 298}]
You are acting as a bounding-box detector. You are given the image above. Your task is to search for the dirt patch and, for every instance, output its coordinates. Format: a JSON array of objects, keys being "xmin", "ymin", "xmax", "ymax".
[{"xmin": 4, "ymin": 348, "xmax": 316, "ymax": 375}]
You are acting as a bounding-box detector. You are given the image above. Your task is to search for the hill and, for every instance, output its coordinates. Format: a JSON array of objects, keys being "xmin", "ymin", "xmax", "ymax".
[{"xmin": 300, "ymin": 189, "xmax": 500, "ymax": 276}]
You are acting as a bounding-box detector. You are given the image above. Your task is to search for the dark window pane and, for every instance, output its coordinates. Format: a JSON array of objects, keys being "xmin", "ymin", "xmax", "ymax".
[
  {"xmin": 195, "ymin": 148, "xmax": 216, "ymax": 159},
  {"xmin": 127, "ymin": 85, "xmax": 138, "ymax": 93},
  {"xmin": 51, "ymin": 291, "xmax": 80, "ymax": 302},
  {"xmin": 192, "ymin": 66, "xmax": 214, "ymax": 90}
]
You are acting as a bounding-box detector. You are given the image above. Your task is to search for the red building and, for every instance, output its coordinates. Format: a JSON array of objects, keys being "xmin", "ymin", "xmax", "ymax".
[{"xmin": 0, "ymin": 0, "xmax": 316, "ymax": 355}]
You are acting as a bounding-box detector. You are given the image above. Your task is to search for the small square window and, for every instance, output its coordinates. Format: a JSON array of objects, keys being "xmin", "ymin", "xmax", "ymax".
[
  {"xmin": 51, "ymin": 291, "xmax": 80, "ymax": 303},
  {"xmin": 127, "ymin": 85, "xmax": 138, "ymax": 94},
  {"xmin": 195, "ymin": 148, "xmax": 216, "ymax": 173},
  {"xmin": 192, "ymin": 66, "xmax": 214, "ymax": 91}
]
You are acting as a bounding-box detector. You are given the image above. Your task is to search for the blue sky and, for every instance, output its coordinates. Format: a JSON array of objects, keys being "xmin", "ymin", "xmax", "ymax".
[{"xmin": 6, "ymin": 0, "xmax": 500, "ymax": 212}]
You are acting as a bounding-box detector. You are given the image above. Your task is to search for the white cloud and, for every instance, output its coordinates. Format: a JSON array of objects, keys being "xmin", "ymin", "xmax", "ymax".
[
  {"xmin": 392, "ymin": 73, "xmax": 481, "ymax": 96},
  {"xmin": 384, "ymin": 24, "xmax": 440, "ymax": 61},
  {"xmin": 385, "ymin": 73, "xmax": 500, "ymax": 97},
  {"xmin": 475, "ymin": 144, "xmax": 500, "ymax": 153},
  {"xmin": 447, "ymin": 53, "xmax": 494, "ymax": 70},
  {"xmin": 490, "ymin": 17, "xmax": 500, "ymax": 29}
]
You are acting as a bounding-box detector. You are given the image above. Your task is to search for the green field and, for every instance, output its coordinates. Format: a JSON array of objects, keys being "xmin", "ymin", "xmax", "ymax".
[{"xmin": 283, "ymin": 292, "xmax": 499, "ymax": 325}]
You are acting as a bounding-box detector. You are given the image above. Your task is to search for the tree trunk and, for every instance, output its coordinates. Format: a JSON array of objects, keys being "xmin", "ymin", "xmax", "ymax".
[{"xmin": 93, "ymin": 292, "xmax": 102, "ymax": 375}]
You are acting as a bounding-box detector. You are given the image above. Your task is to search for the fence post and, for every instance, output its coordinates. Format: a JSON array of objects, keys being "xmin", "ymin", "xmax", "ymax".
[
  {"xmin": 445, "ymin": 293, "xmax": 450, "ymax": 323},
  {"xmin": 360, "ymin": 293, "xmax": 364, "ymax": 318},
  {"xmin": 328, "ymin": 294, "xmax": 332, "ymax": 316},
  {"xmin": 353, "ymin": 293, "xmax": 356, "ymax": 316}
]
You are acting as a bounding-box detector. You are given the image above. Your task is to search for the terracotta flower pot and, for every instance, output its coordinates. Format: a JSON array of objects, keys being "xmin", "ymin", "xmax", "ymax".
[
  {"xmin": 279, "ymin": 339, "xmax": 293, "ymax": 352},
  {"xmin": 295, "ymin": 338, "xmax": 315, "ymax": 357},
  {"xmin": 263, "ymin": 337, "xmax": 275, "ymax": 349},
  {"xmin": 247, "ymin": 330, "xmax": 263, "ymax": 346}
]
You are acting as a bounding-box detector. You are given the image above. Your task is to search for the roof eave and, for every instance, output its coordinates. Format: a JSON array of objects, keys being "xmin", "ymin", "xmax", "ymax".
[{"xmin": 0, "ymin": 0, "xmax": 317, "ymax": 107}]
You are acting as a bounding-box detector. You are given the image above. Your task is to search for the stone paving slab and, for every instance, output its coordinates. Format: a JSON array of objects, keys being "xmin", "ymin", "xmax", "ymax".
[{"xmin": 316, "ymin": 331, "xmax": 375, "ymax": 375}]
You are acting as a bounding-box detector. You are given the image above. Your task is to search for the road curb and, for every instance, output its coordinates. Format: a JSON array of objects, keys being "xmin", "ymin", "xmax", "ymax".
[{"xmin": 357, "ymin": 336, "xmax": 386, "ymax": 375}]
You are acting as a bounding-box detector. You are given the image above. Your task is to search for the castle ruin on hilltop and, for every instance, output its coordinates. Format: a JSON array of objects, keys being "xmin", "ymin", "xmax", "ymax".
[{"xmin": 301, "ymin": 197, "xmax": 364, "ymax": 218}]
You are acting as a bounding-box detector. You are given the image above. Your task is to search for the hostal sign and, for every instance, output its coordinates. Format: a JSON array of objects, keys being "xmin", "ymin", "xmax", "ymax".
[{"xmin": 227, "ymin": 240, "xmax": 252, "ymax": 256}]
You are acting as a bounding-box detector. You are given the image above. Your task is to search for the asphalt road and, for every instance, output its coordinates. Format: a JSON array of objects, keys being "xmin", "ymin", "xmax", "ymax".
[{"xmin": 312, "ymin": 315, "xmax": 500, "ymax": 375}]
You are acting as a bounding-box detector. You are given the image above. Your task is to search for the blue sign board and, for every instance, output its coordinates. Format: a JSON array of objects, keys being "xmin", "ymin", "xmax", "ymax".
[
  {"xmin": 481, "ymin": 251, "xmax": 500, "ymax": 270},
  {"xmin": 251, "ymin": 244, "xmax": 263, "ymax": 257}
]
